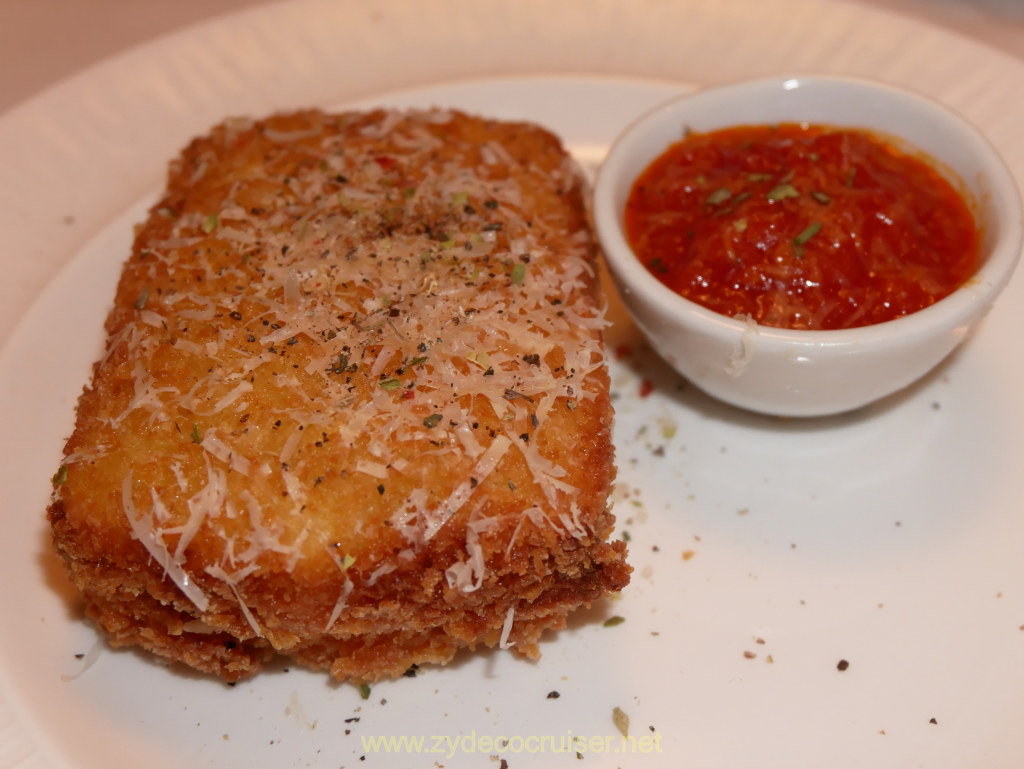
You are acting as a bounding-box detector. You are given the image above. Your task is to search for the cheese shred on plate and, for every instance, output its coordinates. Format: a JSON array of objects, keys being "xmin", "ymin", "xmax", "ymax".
[{"xmin": 47, "ymin": 108, "xmax": 630, "ymax": 683}]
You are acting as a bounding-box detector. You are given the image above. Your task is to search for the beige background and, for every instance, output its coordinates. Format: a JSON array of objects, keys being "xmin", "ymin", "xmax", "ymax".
[{"xmin": 0, "ymin": 0, "xmax": 1022, "ymax": 116}]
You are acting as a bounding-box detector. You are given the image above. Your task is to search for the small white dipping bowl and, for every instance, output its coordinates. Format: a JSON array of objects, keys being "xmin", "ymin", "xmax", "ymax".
[{"xmin": 593, "ymin": 74, "xmax": 1024, "ymax": 418}]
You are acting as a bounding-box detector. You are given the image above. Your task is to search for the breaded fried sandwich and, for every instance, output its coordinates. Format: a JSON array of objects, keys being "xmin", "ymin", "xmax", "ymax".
[{"xmin": 48, "ymin": 108, "xmax": 630, "ymax": 682}]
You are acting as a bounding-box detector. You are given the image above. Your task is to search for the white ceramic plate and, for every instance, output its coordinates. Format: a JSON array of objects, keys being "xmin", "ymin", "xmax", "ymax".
[{"xmin": 2, "ymin": 2, "xmax": 1023, "ymax": 768}]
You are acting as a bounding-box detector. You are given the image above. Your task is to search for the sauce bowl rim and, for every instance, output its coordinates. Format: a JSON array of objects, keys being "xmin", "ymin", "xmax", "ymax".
[{"xmin": 592, "ymin": 73, "xmax": 1024, "ymax": 349}]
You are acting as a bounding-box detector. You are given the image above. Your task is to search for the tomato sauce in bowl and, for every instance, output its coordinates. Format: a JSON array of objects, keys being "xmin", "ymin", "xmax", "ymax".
[
  {"xmin": 593, "ymin": 75, "xmax": 1023, "ymax": 416},
  {"xmin": 623, "ymin": 123, "xmax": 980, "ymax": 330}
]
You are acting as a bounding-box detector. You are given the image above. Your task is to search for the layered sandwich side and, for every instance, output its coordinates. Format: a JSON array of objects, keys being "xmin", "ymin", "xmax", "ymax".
[{"xmin": 47, "ymin": 108, "xmax": 630, "ymax": 682}]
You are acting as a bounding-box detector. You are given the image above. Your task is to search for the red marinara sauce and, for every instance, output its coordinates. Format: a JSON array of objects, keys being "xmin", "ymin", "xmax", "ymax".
[{"xmin": 623, "ymin": 123, "xmax": 980, "ymax": 330}]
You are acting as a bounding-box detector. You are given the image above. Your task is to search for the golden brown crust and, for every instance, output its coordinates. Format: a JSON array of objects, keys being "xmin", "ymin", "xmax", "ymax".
[{"xmin": 48, "ymin": 108, "xmax": 629, "ymax": 682}]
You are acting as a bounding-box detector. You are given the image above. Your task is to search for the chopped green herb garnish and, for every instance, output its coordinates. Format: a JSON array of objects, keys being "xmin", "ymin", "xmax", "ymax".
[
  {"xmin": 511, "ymin": 262, "xmax": 526, "ymax": 286},
  {"xmin": 705, "ymin": 187, "xmax": 732, "ymax": 206},
  {"xmin": 379, "ymin": 378, "xmax": 402, "ymax": 391},
  {"xmin": 612, "ymin": 706, "xmax": 630, "ymax": 738},
  {"xmin": 733, "ymin": 218, "xmax": 748, "ymax": 233},
  {"xmin": 133, "ymin": 287, "xmax": 149, "ymax": 310},
  {"xmin": 845, "ymin": 167, "xmax": 857, "ymax": 187},
  {"xmin": 407, "ymin": 356, "xmax": 428, "ymax": 367},
  {"xmin": 767, "ymin": 183, "xmax": 799, "ymax": 201},
  {"xmin": 358, "ymin": 683, "xmax": 371, "ymax": 700},
  {"xmin": 202, "ymin": 213, "xmax": 218, "ymax": 233},
  {"xmin": 423, "ymin": 413, "xmax": 443, "ymax": 429},
  {"xmin": 793, "ymin": 220, "xmax": 823, "ymax": 257},
  {"xmin": 52, "ymin": 464, "xmax": 68, "ymax": 486},
  {"xmin": 603, "ymin": 615, "xmax": 626, "ymax": 627},
  {"xmin": 746, "ymin": 173, "xmax": 773, "ymax": 183},
  {"xmin": 191, "ymin": 424, "xmax": 202, "ymax": 444},
  {"xmin": 794, "ymin": 220, "xmax": 823, "ymax": 245},
  {"xmin": 810, "ymin": 190, "xmax": 832, "ymax": 205}
]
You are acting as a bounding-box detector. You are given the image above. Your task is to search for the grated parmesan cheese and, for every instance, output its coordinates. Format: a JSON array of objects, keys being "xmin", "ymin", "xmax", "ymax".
[{"xmin": 98, "ymin": 108, "xmax": 611, "ymax": 619}]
